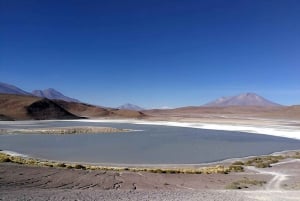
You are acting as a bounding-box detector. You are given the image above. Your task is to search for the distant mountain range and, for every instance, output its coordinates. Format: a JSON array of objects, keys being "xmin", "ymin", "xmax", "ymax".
[
  {"xmin": 0, "ymin": 82, "xmax": 283, "ymax": 111},
  {"xmin": 32, "ymin": 88, "xmax": 80, "ymax": 103},
  {"xmin": 0, "ymin": 82, "xmax": 146, "ymax": 120},
  {"xmin": 118, "ymin": 103, "xmax": 144, "ymax": 111},
  {"xmin": 1, "ymin": 82, "xmax": 299, "ymax": 121},
  {"xmin": 0, "ymin": 82, "xmax": 31, "ymax": 95},
  {"xmin": 204, "ymin": 93, "xmax": 281, "ymax": 107},
  {"xmin": 0, "ymin": 82, "xmax": 80, "ymax": 102},
  {"xmin": 0, "ymin": 94, "xmax": 146, "ymax": 121}
]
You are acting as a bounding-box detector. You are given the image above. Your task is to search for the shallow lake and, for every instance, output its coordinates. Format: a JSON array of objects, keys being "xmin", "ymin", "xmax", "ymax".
[{"xmin": 1, "ymin": 120, "xmax": 300, "ymax": 165}]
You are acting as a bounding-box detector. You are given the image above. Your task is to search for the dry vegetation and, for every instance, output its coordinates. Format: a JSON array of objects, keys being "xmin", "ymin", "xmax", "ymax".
[
  {"xmin": 243, "ymin": 155, "xmax": 285, "ymax": 168},
  {"xmin": 2, "ymin": 152, "xmax": 299, "ymax": 175},
  {"xmin": 225, "ymin": 177, "xmax": 267, "ymax": 189},
  {"xmin": 0, "ymin": 152, "xmax": 237, "ymax": 174}
]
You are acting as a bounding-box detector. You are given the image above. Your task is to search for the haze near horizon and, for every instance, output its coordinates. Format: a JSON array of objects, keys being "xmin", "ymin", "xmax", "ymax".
[{"xmin": 1, "ymin": 0, "xmax": 299, "ymax": 108}]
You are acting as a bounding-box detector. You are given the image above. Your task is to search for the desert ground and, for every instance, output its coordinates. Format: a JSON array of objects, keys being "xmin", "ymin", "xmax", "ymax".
[{"xmin": 1, "ymin": 156, "xmax": 300, "ymax": 201}]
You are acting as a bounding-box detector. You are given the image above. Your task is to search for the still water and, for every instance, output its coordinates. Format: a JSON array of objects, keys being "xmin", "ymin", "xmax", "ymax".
[{"xmin": 1, "ymin": 121, "xmax": 300, "ymax": 165}]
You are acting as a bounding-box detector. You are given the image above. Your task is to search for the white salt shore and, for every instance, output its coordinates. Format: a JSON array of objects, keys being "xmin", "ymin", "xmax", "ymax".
[{"xmin": 69, "ymin": 119, "xmax": 300, "ymax": 140}]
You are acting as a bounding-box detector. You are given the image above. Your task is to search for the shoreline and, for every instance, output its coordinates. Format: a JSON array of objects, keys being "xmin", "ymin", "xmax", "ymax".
[
  {"xmin": 1, "ymin": 117, "xmax": 299, "ymax": 140},
  {"xmin": 1, "ymin": 118, "xmax": 300, "ymax": 169},
  {"xmin": 2, "ymin": 148, "xmax": 299, "ymax": 167},
  {"xmin": 1, "ymin": 149, "xmax": 299, "ymax": 170}
]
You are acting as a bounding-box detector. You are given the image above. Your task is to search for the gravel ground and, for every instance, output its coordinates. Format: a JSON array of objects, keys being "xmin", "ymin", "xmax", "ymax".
[
  {"xmin": 1, "ymin": 158, "xmax": 300, "ymax": 201},
  {"xmin": 0, "ymin": 189, "xmax": 247, "ymax": 201},
  {"xmin": 2, "ymin": 189, "xmax": 300, "ymax": 201}
]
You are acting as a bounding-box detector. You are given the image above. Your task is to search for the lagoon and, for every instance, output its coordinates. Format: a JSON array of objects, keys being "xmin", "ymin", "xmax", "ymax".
[{"xmin": 1, "ymin": 120, "xmax": 300, "ymax": 165}]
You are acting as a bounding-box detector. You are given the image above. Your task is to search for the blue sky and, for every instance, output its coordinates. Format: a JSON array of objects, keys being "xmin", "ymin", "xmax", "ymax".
[{"xmin": 1, "ymin": 0, "xmax": 299, "ymax": 108}]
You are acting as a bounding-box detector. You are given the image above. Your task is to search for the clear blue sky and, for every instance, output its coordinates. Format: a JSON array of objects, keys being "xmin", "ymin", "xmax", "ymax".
[{"xmin": 1, "ymin": 0, "xmax": 299, "ymax": 108}]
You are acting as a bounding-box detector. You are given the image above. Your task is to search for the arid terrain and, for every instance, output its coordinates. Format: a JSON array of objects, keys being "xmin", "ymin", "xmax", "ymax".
[{"xmin": 145, "ymin": 105, "xmax": 300, "ymax": 121}]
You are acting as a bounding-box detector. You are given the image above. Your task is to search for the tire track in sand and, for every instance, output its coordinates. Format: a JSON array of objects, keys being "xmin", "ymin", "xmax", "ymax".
[{"xmin": 246, "ymin": 163, "xmax": 289, "ymax": 190}]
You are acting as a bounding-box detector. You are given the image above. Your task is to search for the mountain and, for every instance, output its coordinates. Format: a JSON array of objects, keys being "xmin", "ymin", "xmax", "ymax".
[
  {"xmin": 0, "ymin": 82, "xmax": 80, "ymax": 102},
  {"xmin": 32, "ymin": 88, "xmax": 80, "ymax": 103},
  {"xmin": 204, "ymin": 93, "xmax": 282, "ymax": 107},
  {"xmin": 0, "ymin": 82, "xmax": 31, "ymax": 95},
  {"xmin": 0, "ymin": 94, "xmax": 80, "ymax": 120},
  {"xmin": 118, "ymin": 103, "xmax": 144, "ymax": 111},
  {"xmin": 56, "ymin": 101, "xmax": 146, "ymax": 118},
  {"xmin": 0, "ymin": 93, "xmax": 146, "ymax": 120}
]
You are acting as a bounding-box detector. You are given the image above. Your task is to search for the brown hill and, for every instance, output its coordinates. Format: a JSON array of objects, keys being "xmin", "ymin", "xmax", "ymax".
[
  {"xmin": 54, "ymin": 100, "xmax": 146, "ymax": 119},
  {"xmin": 109, "ymin": 109, "xmax": 146, "ymax": 118},
  {"xmin": 0, "ymin": 94, "xmax": 80, "ymax": 120},
  {"xmin": 0, "ymin": 94, "xmax": 146, "ymax": 120},
  {"xmin": 53, "ymin": 101, "xmax": 109, "ymax": 117}
]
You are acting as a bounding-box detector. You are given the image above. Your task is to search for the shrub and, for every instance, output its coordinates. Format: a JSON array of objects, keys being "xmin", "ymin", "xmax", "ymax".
[
  {"xmin": 244, "ymin": 155, "xmax": 284, "ymax": 168},
  {"xmin": 229, "ymin": 165, "xmax": 244, "ymax": 172},
  {"xmin": 149, "ymin": 169, "xmax": 167, "ymax": 173},
  {"xmin": 255, "ymin": 162, "xmax": 270, "ymax": 168},
  {"xmin": 56, "ymin": 163, "xmax": 66, "ymax": 168},
  {"xmin": 232, "ymin": 161, "xmax": 244, "ymax": 166},
  {"xmin": 292, "ymin": 152, "xmax": 300, "ymax": 159},
  {"xmin": 74, "ymin": 164, "xmax": 86, "ymax": 169},
  {"xmin": 225, "ymin": 178, "xmax": 266, "ymax": 189},
  {"xmin": 0, "ymin": 157, "xmax": 11, "ymax": 162},
  {"xmin": 225, "ymin": 182, "xmax": 245, "ymax": 189},
  {"xmin": 165, "ymin": 169, "xmax": 180, "ymax": 174},
  {"xmin": 46, "ymin": 164, "xmax": 53, "ymax": 167}
]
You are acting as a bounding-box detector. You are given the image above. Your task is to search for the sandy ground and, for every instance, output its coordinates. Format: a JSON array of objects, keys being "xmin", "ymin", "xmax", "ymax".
[{"xmin": 1, "ymin": 158, "xmax": 300, "ymax": 201}]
